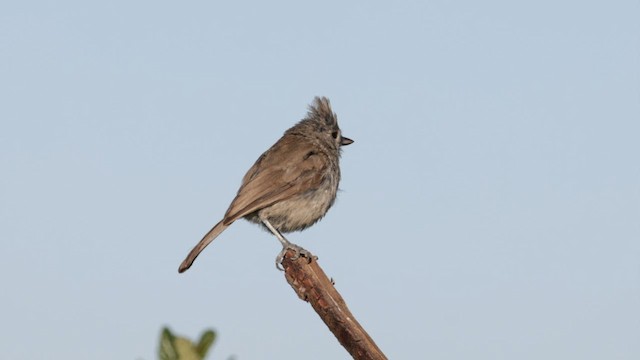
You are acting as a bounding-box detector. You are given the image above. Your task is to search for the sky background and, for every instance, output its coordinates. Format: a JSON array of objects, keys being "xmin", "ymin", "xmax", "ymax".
[{"xmin": 1, "ymin": 1, "xmax": 639, "ymax": 359}]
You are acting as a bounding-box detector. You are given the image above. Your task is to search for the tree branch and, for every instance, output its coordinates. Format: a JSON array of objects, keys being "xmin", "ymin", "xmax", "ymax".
[{"xmin": 281, "ymin": 250, "xmax": 387, "ymax": 360}]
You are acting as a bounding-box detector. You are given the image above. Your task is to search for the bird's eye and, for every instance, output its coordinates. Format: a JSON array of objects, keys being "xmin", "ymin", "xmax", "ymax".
[{"xmin": 331, "ymin": 130, "xmax": 339, "ymax": 139}]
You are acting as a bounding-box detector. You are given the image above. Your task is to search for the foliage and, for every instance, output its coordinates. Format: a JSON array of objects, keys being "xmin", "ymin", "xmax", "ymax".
[{"xmin": 158, "ymin": 327, "xmax": 217, "ymax": 360}]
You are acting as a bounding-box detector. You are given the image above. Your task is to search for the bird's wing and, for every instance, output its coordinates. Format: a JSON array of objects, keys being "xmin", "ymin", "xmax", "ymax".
[{"xmin": 222, "ymin": 136, "xmax": 327, "ymax": 224}]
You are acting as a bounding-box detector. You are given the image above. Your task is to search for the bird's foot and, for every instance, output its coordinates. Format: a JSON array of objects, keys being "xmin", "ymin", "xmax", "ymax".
[{"xmin": 276, "ymin": 243, "xmax": 313, "ymax": 271}]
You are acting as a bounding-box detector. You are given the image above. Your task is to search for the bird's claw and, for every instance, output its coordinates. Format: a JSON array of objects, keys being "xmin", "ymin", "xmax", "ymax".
[{"xmin": 275, "ymin": 243, "xmax": 312, "ymax": 271}]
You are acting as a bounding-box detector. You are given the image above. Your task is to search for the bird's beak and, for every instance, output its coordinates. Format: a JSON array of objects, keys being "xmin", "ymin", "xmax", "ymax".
[{"xmin": 340, "ymin": 136, "xmax": 354, "ymax": 146}]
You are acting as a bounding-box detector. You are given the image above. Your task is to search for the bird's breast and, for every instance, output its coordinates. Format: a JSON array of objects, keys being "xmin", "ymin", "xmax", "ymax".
[{"xmin": 251, "ymin": 175, "xmax": 338, "ymax": 233}]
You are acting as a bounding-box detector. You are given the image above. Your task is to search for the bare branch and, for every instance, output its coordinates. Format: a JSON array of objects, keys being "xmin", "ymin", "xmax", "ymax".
[{"xmin": 282, "ymin": 250, "xmax": 387, "ymax": 360}]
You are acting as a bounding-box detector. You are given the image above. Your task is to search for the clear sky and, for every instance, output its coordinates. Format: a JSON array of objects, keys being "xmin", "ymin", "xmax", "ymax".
[{"xmin": 1, "ymin": 1, "xmax": 639, "ymax": 359}]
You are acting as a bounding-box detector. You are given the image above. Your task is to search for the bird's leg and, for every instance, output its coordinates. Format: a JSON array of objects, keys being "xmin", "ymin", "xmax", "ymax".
[{"xmin": 261, "ymin": 219, "xmax": 311, "ymax": 270}]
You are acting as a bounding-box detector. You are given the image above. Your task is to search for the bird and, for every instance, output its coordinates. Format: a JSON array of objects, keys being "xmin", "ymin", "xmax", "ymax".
[{"xmin": 178, "ymin": 97, "xmax": 353, "ymax": 273}]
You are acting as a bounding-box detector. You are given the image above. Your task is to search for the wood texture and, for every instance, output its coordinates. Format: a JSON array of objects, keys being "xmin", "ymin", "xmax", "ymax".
[{"xmin": 281, "ymin": 250, "xmax": 387, "ymax": 360}]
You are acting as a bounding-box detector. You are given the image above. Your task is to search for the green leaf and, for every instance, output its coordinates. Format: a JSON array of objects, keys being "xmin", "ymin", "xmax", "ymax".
[
  {"xmin": 158, "ymin": 327, "xmax": 178, "ymax": 360},
  {"xmin": 173, "ymin": 337, "xmax": 202, "ymax": 360},
  {"xmin": 195, "ymin": 330, "xmax": 217, "ymax": 358}
]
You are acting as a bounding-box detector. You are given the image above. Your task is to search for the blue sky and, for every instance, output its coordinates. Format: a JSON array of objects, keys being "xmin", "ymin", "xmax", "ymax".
[{"xmin": 1, "ymin": 1, "xmax": 639, "ymax": 359}]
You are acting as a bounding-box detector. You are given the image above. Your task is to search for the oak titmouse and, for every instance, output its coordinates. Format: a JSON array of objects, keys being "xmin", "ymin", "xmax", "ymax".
[{"xmin": 178, "ymin": 97, "xmax": 353, "ymax": 273}]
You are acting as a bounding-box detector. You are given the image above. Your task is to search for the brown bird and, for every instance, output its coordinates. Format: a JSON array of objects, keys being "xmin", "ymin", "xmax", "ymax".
[{"xmin": 178, "ymin": 97, "xmax": 353, "ymax": 273}]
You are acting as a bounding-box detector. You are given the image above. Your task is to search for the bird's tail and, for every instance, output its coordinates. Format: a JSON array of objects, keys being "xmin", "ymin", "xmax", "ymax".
[{"xmin": 178, "ymin": 220, "xmax": 229, "ymax": 273}]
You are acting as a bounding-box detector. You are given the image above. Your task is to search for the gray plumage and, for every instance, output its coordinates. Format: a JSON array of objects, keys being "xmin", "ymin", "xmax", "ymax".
[{"xmin": 179, "ymin": 97, "xmax": 353, "ymax": 273}]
